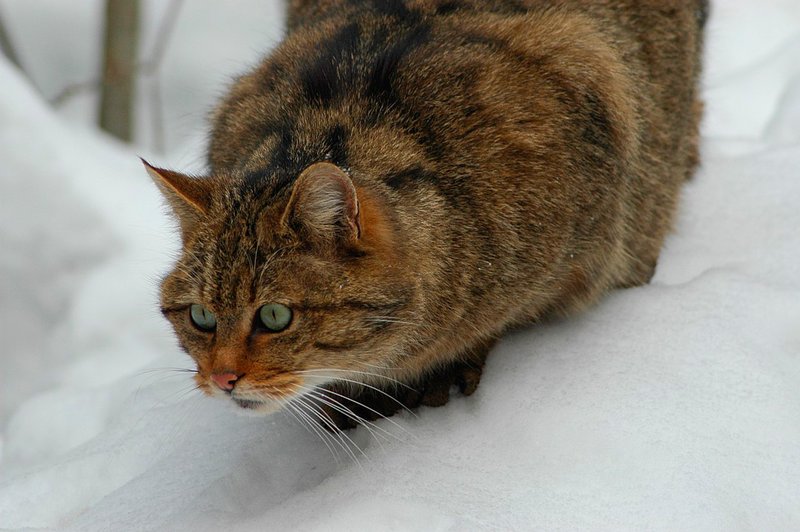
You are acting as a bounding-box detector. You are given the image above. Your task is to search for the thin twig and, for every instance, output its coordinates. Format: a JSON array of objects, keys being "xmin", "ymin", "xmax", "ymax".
[{"xmin": 0, "ymin": 7, "xmax": 23, "ymax": 71}]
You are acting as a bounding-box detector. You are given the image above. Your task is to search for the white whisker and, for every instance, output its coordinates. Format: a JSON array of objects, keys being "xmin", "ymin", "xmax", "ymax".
[
  {"xmin": 311, "ymin": 385, "xmax": 417, "ymax": 442},
  {"xmin": 296, "ymin": 368, "xmax": 417, "ymax": 392},
  {"xmin": 294, "ymin": 373, "xmax": 418, "ymax": 417},
  {"xmin": 294, "ymin": 395, "xmax": 366, "ymax": 469},
  {"xmin": 283, "ymin": 398, "xmax": 341, "ymax": 463},
  {"xmin": 295, "ymin": 385, "xmax": 394, "ymax": 449}
]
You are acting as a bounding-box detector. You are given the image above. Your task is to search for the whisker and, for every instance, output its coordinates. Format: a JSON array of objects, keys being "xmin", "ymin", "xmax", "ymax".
[
  {"xmin": 309, "ymin": 389, "xmax": 415, "ymax": 449},
  {"xmin": 251, "ymin": 235, "xmax": 260, "ymax": 280},
  {"xmin": 294, "ymin": 373, "xmax": 418, "ymax": 417},
  {"xmin": 133, "ymin": 367, "xmax": 198, "ymax": 377},
  {"xmin": 296, "ymin": 368, "xmax": 417, "ymax": 392},
  {"xmin": 163, "ymin": 383, "xmax": 203, "ymax": 404},
  {"xmin": 294, "ymin": 394, "xmax": 354, "ymax": 448},
  {"xmin": 364, "ymin": 316, "xmax": 419, "ymax": 327},
  {"xmin": 131, "ymin": 369, "xmax": 198, "ymax": 403},
  {"xmin": 356, "ymin": 361, "xmax": 400, "ymax": 371},
  {"xmin": 294, "ymin": 395, "xmax": 366, "ymax": 468},
  {"xmin": 305, "ymin": 393, "xmax": 389, "ymax": 453},
  {"xmin": 281, "ymin": 384, "xmax": 354, "ymax": 463},
  {"xmin": 282, "ymin": 396, "xmax": 342, "ymax": 463},
  {"xmin": 177, "ymin": 387, "xmax": 204, "ymax": 404},
  {"xmin": 283, "ymin": 392, "xmax": 343, "ymax": 462},
  {"xmin": 294, "ymin": 400, "xmax": 359, "ymax": 466},
  {"xmin": 258, "ymin": 248, "xmax": 283, "ymax": 288},
  {"xmin": 284, "ymin": 386, "xmax": 351, "ymax": 462},
  {"xmin": 311, "ymin": 385, "xmax": 417, "ymax": 441},
  {"xmin": 295, "ymin": 385, "xmax": 393, "ymax": 448}
]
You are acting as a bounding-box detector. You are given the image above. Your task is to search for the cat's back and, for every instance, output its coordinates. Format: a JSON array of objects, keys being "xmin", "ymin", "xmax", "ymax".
[
  {"xmin": 209, "ymin": 0, "xmax": 706, "ymax": 320},
  {"xmin": 216, "ymin": 0, "xmax": 704, "ymax": 182}
]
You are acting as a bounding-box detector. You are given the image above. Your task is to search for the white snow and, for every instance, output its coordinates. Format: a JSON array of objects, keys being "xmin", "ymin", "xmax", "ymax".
[{"xmin": 1, "ymin": 1, "xmax": 799, "ymax": 530}]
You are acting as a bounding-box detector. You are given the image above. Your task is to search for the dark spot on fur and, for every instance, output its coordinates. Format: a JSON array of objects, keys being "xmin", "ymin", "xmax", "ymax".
[
  {"xmin": 435, "ymin": 1, "xmax": 463, "ymax": 15},
  {"xmin": 415, "ymin": 115, "xmax": 447, "ymax": 160},
  {"xmin": 499, "ymin": 0, "xmax": 530, "ymax": 14},
  {"xmin": 367, "ymin": 24, "xmax": 432, "ymax": 104},
  {"xmin": 462, "ymin": 32, "xmax": 509, "ymax": 52},
  {"xmin": 384, "ymin": 166, "xmax": 440, "ymax": 190},
  {"xmin": 368, "ymin": 0, "xmax": 416, "ymax": 20},
  {"xmin": 325, "ymin": 124, "xmax": 349, "ymax": 167},
  {"xmin": 259, "ymin": 61, "xmax": 288, "ymax": 93},
  {"xmin": 301, "ymin": 22, "xmax": 361, "ymax": 105},
  {"xmin": 581, "ymin": 91, "xmax": 615, "ymax": 156}
]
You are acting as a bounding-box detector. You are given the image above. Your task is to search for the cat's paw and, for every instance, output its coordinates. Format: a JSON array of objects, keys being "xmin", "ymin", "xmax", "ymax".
[{"xmin": 404, "ymin": 358, "xmax": 485, "ymax": 408}]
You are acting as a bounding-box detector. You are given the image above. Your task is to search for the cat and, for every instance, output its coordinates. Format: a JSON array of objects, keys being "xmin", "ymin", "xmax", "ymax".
[{"xmin": 146, "ymin": 0, "xmax": 707, "ymax": 430}]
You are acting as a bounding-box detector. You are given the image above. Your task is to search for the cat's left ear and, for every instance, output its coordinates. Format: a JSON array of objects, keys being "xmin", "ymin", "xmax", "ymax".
[
  {"xmin": 281, "ymin": 162, "xmax": 361, "ymax": 248},
  {"xmin": 142, "ymin": 159, "xmax": 212, "ymax": 236}
]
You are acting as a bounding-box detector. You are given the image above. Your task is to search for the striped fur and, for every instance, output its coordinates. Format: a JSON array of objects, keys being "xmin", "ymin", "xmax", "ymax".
[{"xmin": 152, "ymin": 0, "xmax": 707, "ymax": 422}]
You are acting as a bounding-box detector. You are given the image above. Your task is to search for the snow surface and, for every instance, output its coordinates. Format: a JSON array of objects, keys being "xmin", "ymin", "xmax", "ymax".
[{"xmin": 1, "ymin": 1, "xmax": 799, "ymax": 530}]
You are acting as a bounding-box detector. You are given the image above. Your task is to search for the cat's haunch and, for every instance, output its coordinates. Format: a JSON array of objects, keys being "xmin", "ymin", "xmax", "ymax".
[{"xmin": 149, "ymin": 0, "xmax": 707, "ymax": 430}]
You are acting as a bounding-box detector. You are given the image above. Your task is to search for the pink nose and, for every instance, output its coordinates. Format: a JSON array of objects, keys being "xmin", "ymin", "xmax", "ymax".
[{"xmin": 211, "ymin": 372, "xmax": 240, "ymax": 391}]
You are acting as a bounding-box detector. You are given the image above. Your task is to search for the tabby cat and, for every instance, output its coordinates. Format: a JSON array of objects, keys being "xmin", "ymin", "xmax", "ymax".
[{"xmin": 146, "ymin": 0, "xmax": 707, "ymax": 429}]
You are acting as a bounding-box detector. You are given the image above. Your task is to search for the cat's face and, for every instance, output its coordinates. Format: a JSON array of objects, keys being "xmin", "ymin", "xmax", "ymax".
[{"xmin": 147, "ymin": 161, "xmax": 415, "ymax": 414}]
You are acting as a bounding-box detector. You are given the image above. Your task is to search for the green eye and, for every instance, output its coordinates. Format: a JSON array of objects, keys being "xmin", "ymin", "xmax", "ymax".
[
  {"xmin": 189, "ymin": 304, "xmax": 217, "ymax": 331},
  {"xmin": 258, "ymin": 303, "xmax": 292, "ymax": 332}
]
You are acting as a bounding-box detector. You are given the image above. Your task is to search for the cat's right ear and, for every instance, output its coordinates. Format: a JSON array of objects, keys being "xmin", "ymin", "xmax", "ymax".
[
  {"xmin": 142, "ymin": 159, "xmax": 212, "ymax": 237},
  {"xmin": 280, "ymin": 162, "xmax": 362, "ymax": 250}
]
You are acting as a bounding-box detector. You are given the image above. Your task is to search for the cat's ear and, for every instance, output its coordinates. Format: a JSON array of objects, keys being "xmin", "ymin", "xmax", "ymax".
[
  {"xmin": 142, "ymin": 159, "xmax": 212, "ymax": 236},
  {"xmin": 281, "ymin": 162, "xmax": 361, "ymax": 248}
]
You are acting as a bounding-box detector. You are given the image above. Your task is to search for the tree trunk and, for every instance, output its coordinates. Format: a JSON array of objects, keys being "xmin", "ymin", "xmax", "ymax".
[{"xmin": 99, "ymin": 0, "xmax": 140, "ymax": 142}]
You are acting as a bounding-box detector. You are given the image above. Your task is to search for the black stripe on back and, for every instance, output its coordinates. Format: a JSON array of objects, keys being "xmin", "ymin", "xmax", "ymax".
[
  {"xmin": 368, "ymin": 0, "xmax": 414, "ymax": 19},
  {"xmin": 366, "ymin": 23, "xmax": 432, "ymax": 105},
  {"xmin": 384, "ymin": 165, "xmax": 440, "ymax": 190},
  {"xmin": 301, "ymin": 22, "xmax": 362, "ymax": 105},
  {"xmin": 581, "ymin": 91, "xmax": 615, "ymax": 158},
  {"xmin": 435, "ymin": 2, "xmax": 463, "ymax": 15},
  {"xmin": 325, "ymin": 123, "xmax": 349, "ymax": 168}
]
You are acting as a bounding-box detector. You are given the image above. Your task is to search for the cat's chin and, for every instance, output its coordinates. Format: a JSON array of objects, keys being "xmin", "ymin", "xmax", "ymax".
[{"xmin": 229, "ymin": 397, "xmax": 281, "ymax": 416}]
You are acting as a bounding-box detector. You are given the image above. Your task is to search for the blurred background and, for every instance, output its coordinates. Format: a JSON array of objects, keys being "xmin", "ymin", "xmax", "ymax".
[{"xmin": 0, "ymin": 0, "xmax": 284, "ymax": 161}]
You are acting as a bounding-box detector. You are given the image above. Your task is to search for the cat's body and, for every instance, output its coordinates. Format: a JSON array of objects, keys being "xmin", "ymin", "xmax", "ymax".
[{"xmin": 149, "ymin": 0, "xmax": 707, "ymax": 426}]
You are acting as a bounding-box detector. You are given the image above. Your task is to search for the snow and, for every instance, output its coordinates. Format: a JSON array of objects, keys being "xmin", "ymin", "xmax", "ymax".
[{"xmin": 1, "ymin": 1, "xmax": 799, "ymax": 530}]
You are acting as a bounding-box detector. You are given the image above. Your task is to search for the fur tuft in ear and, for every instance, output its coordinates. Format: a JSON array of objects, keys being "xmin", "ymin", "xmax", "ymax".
[
  {"xmin": 281, "ymin": 162, "xmax": 361, "ymax": 247},
  {"xmin": 142, "ymin": 158, "xmax": 212, "ymax": 237}
]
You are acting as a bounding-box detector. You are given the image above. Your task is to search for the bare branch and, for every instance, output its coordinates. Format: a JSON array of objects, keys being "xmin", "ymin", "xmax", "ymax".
[
  {"xmin": 141, "ymin": 0, "xmax": 183, "ymax": 75},
  {"xmin": 0, "ymin": 7, "xmax": 23, "ymax": 71},
  {"xmin": 144, "ymin": 0, "xmax": 184, "ymax": 153},
  {"xmin": 51, "ymin": 78, "xmax": 103, "ymax": 107}
]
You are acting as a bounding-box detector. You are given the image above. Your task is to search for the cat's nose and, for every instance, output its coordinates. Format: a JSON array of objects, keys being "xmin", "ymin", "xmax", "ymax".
[{"xmin": 211, "ymin": 372, "xmax": 240, "ymax": 392}]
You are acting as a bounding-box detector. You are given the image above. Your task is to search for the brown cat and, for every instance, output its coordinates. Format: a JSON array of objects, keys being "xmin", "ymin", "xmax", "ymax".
[{"xmin": 146, "ymin": 0, "xmax": 707, "ymax": 430}]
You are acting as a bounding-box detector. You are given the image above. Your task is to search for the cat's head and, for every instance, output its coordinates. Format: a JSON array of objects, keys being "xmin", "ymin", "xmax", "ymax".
[{"xmin": 145, "ymin": 160, "xmax": 417, "ymax": 414}]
